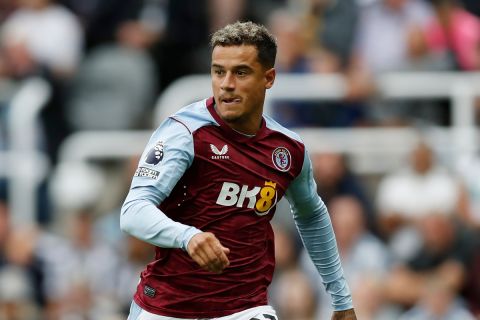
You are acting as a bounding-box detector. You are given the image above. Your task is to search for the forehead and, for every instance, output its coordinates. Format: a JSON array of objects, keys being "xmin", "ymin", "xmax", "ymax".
[{"xmin": 211, "ymin": 45, "xmax": 260, "ymax": 68}]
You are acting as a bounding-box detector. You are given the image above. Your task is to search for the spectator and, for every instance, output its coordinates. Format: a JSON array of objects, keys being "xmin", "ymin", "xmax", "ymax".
[
  {"xmin": 153, "ymin": 0, "xmax": 248, "ymax": 90},
  {"xmin": 424, "ymin": 0, "xmax": 480, "ymax": 71},
  {"xmin": 0, "ymin": 266, "xmax": 40, "ymax": 319},
  {"xmin": 376, "ymin": 140, "xmax": 470, "ymax": 260},
  {"xmin": 268, "ymin": 223, "xmax": 306, "ymax": 316},
  {"xmin": 312, "ymin": 152, "xmax": 376, "ymax": 231},
  {"xmin": 63, "ymin": 0, "xmax": 162, "ymax": 131},
  {"xmin": 50, "ymin": 210, "xmax": 121, "ymax": 319},
  {"xmin": 272, "ymin": 223, "xmax": 301, "ymax": 272},
  {"xmin": 59, "ymin": 0, "xmax": 162, "ymax": 52},
  {"xmin": 244, "ymin": 0, "xmax": 287, "ymax": 25},
  {"xmin": 269, "ymin": 9, "xmax": 310, "ymax": 74},
  {"xmin": 0, "ymin": 0, "xmax": 84, "ymax": 165},
  {"xmin": 310, "ymin": 0, "xmax": 359, "ymax": 72},
  {"xmin": 385, "ymin": 213, "xmax": 476, "ymax": 309},
  {"xmin": 115, "ymin": 235, "xmax": 153, "ymax": 315},
  {"xmin": 0, "ymin": 0, "xmax": 83, "ymax": 78},
  {"xmin": 65, "ymin": 44, "xmax": 157, "ymax": 130},
  {"xmin": 352, "ymin": 276, "xmax": 402, "ymax": 320},
  {"xmin": 274, "ymin": 268, "xmax": 317, "ymax": 320},
  {"xmin": 353, "ymin": 0, "xmax": 433, "ymax": 74},
  {"xmin": 348, "ymin": 0, "xmax": 444, "ymax": 125},
  {"xmin": 399, "ymin": 277, "xmax": 476, "ymax": 320},
  {"xmin": 45, "ymin": 161, "xmax": 123, "ymax": 318},
  {"xmin": 267, "ymin": 9, "xmax": 321, "ymax": 127},
  {"xmin": 0, "ymin": 200, "xmax": 45, "ymax": 319},
  {"xmin": 268, "ymin": 3, "xmax": 367, "ymax": 127}
]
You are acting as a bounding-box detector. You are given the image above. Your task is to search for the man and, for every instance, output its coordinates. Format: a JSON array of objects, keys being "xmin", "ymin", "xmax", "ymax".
[{"xmin": 120, "ymin": 21, "xmax": 356, "ymax": 320}]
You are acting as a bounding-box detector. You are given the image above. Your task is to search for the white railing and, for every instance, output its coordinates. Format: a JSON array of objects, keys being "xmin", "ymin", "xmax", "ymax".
[
  {"xmin": 2, "ymin": 78, "xmax": 51, "ymax": 226},
  {"xmin": 58, "ymin": 130, "xmax": 152, "ymax": 161}
]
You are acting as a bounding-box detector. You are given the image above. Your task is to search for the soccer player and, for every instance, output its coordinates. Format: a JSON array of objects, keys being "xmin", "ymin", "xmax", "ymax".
[{"xmin": 120, "ymin": 21, "xmax": 357, "ymax": 320}]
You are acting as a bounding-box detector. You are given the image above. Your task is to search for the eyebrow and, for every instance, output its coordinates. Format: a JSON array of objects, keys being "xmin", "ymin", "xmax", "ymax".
[{"xmin": 211, "ymin": 64, "xmax": 253, "ymax": 71}]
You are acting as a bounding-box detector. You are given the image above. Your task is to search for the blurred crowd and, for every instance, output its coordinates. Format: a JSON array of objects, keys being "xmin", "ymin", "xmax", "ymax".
[{"xmin": 0, "ymin": 0, "xmax": 480, "ymax": 319}]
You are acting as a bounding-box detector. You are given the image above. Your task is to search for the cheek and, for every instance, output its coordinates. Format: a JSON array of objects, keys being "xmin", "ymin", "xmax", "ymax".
[
  {"xmin": 211, "ymin": 79, "xmax": 220, "ymax": 91},
  {"xmin": 243, "ymin": 81, "xmax": 265, "ymax": 99}
]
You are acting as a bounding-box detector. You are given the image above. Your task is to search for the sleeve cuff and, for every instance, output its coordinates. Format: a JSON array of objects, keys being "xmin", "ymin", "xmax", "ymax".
[{"xmin": 180, "ymin": 226, "xmax": 203, "ymax": 251}]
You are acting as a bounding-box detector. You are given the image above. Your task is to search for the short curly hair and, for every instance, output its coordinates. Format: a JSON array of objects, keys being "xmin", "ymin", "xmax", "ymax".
[{"xmin": 210, "ymin": 21, "xmax": 277, "ymax": 69}]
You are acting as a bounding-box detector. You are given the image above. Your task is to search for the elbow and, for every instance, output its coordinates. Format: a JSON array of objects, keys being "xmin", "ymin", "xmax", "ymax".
[
  {"xmin": 119, "ymin": 215, "xmax": 129, "ymax": 234},
  {"xmin": 120, "ymin": 202, "xmax": 134, "ymax": 235},
  {"xmin": 294, "ymin": 195, "xmax": 326, "ymax": 223}
]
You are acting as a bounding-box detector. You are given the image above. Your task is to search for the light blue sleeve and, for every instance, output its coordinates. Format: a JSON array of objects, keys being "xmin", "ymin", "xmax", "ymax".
[
  {"xmin": 285, "ymin": 150, "xmax": 353, "ymax": 311},
  {"xmin": 120, "ymin": 118, "xmax": 202, "ymax": 250}
]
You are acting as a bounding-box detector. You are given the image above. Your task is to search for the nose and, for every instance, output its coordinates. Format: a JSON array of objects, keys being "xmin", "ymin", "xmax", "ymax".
[{"xmin": 221, "ymin": 72, "xmax": 235, "ymax": 91}]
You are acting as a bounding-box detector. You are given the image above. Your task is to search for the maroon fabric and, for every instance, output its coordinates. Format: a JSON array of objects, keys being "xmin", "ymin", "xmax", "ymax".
[{"xmin": 134, "ymin": 98, "xmax": 305, "ymax": 317}]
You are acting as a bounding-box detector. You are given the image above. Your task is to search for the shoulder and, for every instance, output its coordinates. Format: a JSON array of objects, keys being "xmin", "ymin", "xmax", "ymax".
[
  {"xmin": 264, "ymin": 115, "xmax": 306, "ymax": 175},
  {"xmin": 168, "ymin": 98, "xmax": 219, "ymax": 134},
  {"xmin": 147, "ymin": 101, "xmax": 214, "ymax": 152},
  {"xmin": 264, "ymin": 114, "xmax": 303, "ymax": 144}
]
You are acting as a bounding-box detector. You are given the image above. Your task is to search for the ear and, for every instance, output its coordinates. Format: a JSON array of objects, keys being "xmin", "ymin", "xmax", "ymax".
[{"xmin": 265, "ymin": 68, "xmax": 276, "ymax": 89}]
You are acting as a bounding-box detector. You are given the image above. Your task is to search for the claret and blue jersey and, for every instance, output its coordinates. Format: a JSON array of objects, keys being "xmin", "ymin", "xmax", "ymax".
[{"xmin": 121, "ymin": 97, "xmax": 353, "ymax": 318}]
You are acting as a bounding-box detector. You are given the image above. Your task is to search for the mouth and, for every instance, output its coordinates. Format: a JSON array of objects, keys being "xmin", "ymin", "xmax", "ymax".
[{"xmin": 221, "ymin": 96, "xmax": 242, "ymax": 105}]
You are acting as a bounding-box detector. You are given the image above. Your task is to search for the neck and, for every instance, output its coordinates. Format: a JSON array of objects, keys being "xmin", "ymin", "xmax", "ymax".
[
  {"xmin": 223, "ymin": 117, "xmax": 262, "ymax": 136},
  {"xmin": 232, "ymin": 127, "xmax": 256, "ymax": 137},
  {"xmin": 213, "ymin": 103, "xmax": 264, "ymax": 135}
]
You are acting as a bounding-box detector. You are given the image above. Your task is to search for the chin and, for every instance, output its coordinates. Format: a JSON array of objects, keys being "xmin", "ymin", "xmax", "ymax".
[
  {"xmin": 220, "ymin": 112, "xmax": 242, "ymax": 123},
  {"xmin": 217, "ymin": 105, "xmax": 242, "ymax": 120}
]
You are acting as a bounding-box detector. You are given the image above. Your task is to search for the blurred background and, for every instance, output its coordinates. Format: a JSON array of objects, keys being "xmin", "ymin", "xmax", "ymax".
[{"xmin": 0, "ymin": 0, "xmax": 480, "ymax": 319}]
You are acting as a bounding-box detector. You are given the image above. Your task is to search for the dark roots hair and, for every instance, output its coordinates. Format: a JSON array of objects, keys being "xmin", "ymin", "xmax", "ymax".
[{"xmin": 210, "ymin": 21, "xmax": 277, "ymax": 69}]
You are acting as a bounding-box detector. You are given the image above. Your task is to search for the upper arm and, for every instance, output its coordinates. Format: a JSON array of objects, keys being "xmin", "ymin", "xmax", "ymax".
[
  {"xmin": 127, "ymin": 117, "xmax": 194, "ymax": 205},
  {"xmin": 285, "ymin": 149, "xmax": 324, "ymax": 219}
]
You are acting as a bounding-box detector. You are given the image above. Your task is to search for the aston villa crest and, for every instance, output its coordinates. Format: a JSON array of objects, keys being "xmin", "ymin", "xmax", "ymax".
[{"xmin": 272, "ymin": 147, "xmax": 291, "ymax": 172}]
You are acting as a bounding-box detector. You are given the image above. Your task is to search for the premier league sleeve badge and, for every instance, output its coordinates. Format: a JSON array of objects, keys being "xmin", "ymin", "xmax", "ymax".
[{"xmin": 145, "ymin": 141, "xmax": 164, "ymax": 165}]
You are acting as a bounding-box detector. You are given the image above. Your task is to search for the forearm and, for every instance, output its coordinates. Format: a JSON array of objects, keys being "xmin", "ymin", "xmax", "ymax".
[
  {"xmin": 120, "ymin": 192, "xmax": 201, "ymax": 250},
  {"xmin": 286, "ymin": 150, "xmax": 353, "ymax": 311},
  {"xmin": 295, "ymin": 201, "xmax": 353, "ymax": 311}
]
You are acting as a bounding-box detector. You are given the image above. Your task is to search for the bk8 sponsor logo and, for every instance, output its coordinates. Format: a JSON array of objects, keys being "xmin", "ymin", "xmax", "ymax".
[{"xmin": 216, "ymin": 181, "xmax": 278, "ymax": 215}]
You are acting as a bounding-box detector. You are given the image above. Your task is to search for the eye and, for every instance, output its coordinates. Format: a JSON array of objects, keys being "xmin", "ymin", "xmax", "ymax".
[
  {"xmin": 236, "ymin": 70, "xmax": 248, "ymax": 76},
  {"xmin": 213, "ymin": 69, "xmax": 225, "ymax": 76}
]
